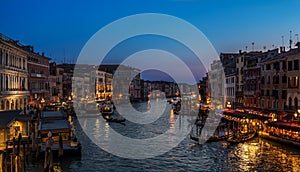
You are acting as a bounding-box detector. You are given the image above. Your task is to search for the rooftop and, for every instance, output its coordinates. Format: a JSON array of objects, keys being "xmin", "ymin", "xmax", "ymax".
[
  {"xmin": 0, "ymin": 110, "xmax": 22, "ymax": 129},
  {"xmin": 41, "ymin": 111, "xmax": 67, "ymax": 119},
  {"xmin": 38, "ymin": 119, "xmax": 71, "ymax": 131}
]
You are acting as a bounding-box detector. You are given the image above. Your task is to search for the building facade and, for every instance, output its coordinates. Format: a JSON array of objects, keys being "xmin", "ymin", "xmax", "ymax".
[
  {"xmin": 27, "ymin": 49, "xmax": 51, "ymax": 107},
  {"xmin": 49, "ymin": 62, "xmax": 64, "ymax": 102},
  {"xmin": 286, "ymin": 49, "xmax": 300, "ymax": 114},
  {"xmin": 260, "ymin": 49, "xmax": 286, "ymax": 112},
  {"xmin": 0, "ymin": 33, "xmax": 29, "ymax": 111}
]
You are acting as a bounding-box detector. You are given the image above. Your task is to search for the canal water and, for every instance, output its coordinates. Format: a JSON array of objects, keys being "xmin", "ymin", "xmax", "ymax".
[{"xmin": 32, "ymin": 101, "xmax": 300, "ymax": 171}]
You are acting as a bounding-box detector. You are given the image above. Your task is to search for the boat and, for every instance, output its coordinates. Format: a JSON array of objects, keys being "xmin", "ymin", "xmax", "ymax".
[
  {"xmin": 102, "ymin": 114, "xmax": 126, "ymax": 123},
  {"xmin": 190, "ymin": 132, "xmax": 227, "ymax": 143},
  {"xmin": 38, "ymin": 111, "xmax": 81, "ymax": 156},
  {"xmin": 105, "ymin": 117, "xmax": 126, "ymax": 123},
  {"xmin": 225, "ymin": 131, "xmax": 256, "ymax": 144},
  {"xmin": 100, "ymin": 102, "xmax": 114, "ymax": 116}
]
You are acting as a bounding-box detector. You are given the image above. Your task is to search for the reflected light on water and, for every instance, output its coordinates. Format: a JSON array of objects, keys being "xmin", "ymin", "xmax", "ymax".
[
  {"xmin": 236, "ymin": 143, "xmax": 260, "ymax": 171},
  {"xmin": 95, "ymin": 118, "xmax": 100, "ymax": 129},
  {"xmin": 104, "ymin": 122, "xmax": 110, "ymax": 139},
  {"xmin": 169, "ymin": 110, "xmax": 175, "ymax": 129}
]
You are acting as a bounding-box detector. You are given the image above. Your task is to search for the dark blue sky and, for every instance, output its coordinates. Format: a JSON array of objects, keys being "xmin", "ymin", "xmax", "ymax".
[{"xmin": 1, "ymin": 0, "xmax": 300, "ymax": 66}]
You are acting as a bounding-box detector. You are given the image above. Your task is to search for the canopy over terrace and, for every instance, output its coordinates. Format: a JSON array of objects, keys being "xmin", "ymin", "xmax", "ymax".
[
  {"xmin": 223, "ymin": 109, "xmax": 271, "ymax": 121},
  {"xmin": 268, "ymin": 122, "xmax": 300, "ymax": 132}
]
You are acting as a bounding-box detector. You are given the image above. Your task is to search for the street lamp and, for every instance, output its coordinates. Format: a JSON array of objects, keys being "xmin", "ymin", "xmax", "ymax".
[
  {"xmin": 41, "ymin": 97, "xmax": 45, "ymax": 109},
  {"xmin": 295, "ymin": 109, "xmax": 300, "ymax": 124}
]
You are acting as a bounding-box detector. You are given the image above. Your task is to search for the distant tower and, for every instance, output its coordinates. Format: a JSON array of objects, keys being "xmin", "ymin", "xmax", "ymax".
[
  {"xmin": 289, "ymin": 30, "xmax": 292, "ymax": 49},
  {"xmin": 263, "ymin": 46, "xmax": 266, "ymax": 51},
  {"xmin": 245, "ymin": 46, "xmax": 248, "ymax": 51},
  {"xmin": 251, "ymin": 42, "xmax": 254, "ymax": 51},
  {"xmin": 296, "ymin": 34, "xmax": 299, "ymax": 43}
]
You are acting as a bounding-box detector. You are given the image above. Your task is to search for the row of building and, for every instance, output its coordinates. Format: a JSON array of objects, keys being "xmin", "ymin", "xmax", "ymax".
[
  {"xmin": 199, "ymin": 42, "xmax": 300, "ymax": 116},
  {"xmin": 0, "ymin": 33, "xmax": 185, "ymax": 111}
]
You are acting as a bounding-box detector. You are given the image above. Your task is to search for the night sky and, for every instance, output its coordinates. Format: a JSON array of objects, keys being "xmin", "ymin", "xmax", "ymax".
[{"xmin": 1, "ymin": 0, "xmax": 300, "ymax": 81}]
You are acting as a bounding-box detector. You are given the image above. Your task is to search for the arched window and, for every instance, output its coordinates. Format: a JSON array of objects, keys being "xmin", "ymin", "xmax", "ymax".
[
  {"xmin": 261, "ymin": 76, "xmax": 265, "ymax": 84},
  {"xmin": 282, "ymin": 74, "xmax": 287, "ymax": 83},
  {"xmin": 289, "ymin": 97, "xmax": 292, "ymax": 108}
]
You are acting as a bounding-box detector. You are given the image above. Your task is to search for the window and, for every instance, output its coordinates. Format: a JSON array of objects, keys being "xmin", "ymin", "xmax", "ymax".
[
  {"xmin": 266, "ymin": 64, "xmax": 271, "ymax": 70},
  {"xmin": 267, "ymin": 76, "xmax": 270, "ymax": 84},
  {"xmin": 261, "ymin": 100, "xmax": 264, "ymax": 108},
  {"xmin": 272, "ymin": 90, "xmax": 278, "ymax": 99},
  {"xmin": 241, "ymin": 57, "xmax": 244, "ymax": 62},
  {"xmin": 261, "ymin": 76, "xmax": 265, "ymax": 84},
  {"xmin": 282, "ymin": 61, "xmax": 286, "ymax": 70},
  {"xmin": 288, "ymin": 76, "xmax": 299, "ymax": 88},
  {"xmin": 236, "ymin": 58, "xmax": 239, "ymax": 63},
  {"xmin": 274, "ymin": 62, "xmax": 280, "ymax": 70},
  {"xmin": 294, "ymin": 60, "xmax": 299, "ymax": 70},
  {"xmin": 261, "ymin": 90, "xmax": 264, "ymax": 96},
  {"xmin": 236, "ymin": 68, "xmax": 239, "ymax": 75},
  {"xmin": 266, "ymin": 90, "xmax": 270, "ymax": 96},
  {"xmin": 282, "ymin": 90, "xmax": 287, "ymax": 99},
  {"xmin": 288, "ymin": 61, "xmax": 293, "ymax": 71},
  {"xmin": 282, "ymin": 74, "xmax": 287, "ymax": 83}
]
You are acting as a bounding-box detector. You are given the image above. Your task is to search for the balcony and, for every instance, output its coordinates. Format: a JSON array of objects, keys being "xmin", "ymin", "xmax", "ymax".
[
  {"xmin": 0, "ymin": 90, "xmax": 30, "ymax": 95},
  {"xmin": 0, "ymin": 65, "xmax": 27, "ymax": 73},
  {"xmin": 244, "ymin": 90, "xmax": 255, "ymax": 95},
  {"xmin": 31, "ymin": 89, "xmax": 49, "ymax": 93},
  {"xmin": 30, "ymin": 73, "xmax": 46, "ymax": 78}
]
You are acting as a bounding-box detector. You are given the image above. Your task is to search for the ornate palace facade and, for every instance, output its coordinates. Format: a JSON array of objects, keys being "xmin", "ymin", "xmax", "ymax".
[{"xmin": 0, "ymin": 33, "xmax": 29, "ymax": 111}]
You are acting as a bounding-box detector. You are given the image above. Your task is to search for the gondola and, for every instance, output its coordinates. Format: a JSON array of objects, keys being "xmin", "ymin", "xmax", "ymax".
[
  {"xmin": 225, "ymin": 131, "xmax": 256, "ymax": 144},
  {"xmin": 102, "ymin": 114, "xmax": 126, "ymax": 123},
  {"xmin": 105, "ymin": 118, "xmax": 126, "ymax": 123}
]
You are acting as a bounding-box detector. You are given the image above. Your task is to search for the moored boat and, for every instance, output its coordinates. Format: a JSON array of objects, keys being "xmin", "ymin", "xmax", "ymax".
[
  {"xmin": 225, "ymin": 131, "xmax": 256, "ymax": 144},
  {"xmin": 38, "ymin": 111, "xmax": 81, "ymax": 156}
]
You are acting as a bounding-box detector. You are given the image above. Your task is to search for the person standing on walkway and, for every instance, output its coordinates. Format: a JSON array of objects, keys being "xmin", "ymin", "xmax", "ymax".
[{"xmin": 44, "ymin": 131, "xmax": 54, "ymax": 172}]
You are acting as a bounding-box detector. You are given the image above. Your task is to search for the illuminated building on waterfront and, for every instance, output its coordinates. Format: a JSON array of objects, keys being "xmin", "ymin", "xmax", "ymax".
[{"xmin": 0, "ymin": 33, "xmax": 29, "ymax": 111}]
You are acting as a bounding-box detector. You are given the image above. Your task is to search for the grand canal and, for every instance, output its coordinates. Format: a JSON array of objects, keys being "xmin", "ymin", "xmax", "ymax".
[{"xmin": 32, "ymin": 101, "xmax": 300, "ymax": 171}]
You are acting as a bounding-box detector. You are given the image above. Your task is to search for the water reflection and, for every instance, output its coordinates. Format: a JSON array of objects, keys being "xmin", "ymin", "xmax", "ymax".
[{"xmin": 27, "ymin": 101, "xmax": 300, "ymax": 171}]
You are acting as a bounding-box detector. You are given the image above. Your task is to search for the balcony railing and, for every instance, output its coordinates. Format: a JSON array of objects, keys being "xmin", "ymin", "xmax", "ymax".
[
  {"xmin": 30, "ymin": 73, "xmax": 46, "ymax": 78},
  {"xmin": 31, "ymin": 89, "xmax": 49, "ymax": 93},
  {"xmin": 0, "ymin": 90, "xmax": 30, "ymax": 95}
]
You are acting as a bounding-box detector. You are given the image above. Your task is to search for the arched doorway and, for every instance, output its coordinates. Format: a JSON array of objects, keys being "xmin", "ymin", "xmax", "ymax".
[
  {"xmin": 289, "ymin": 97, "xmax": 292, "ymax": 109},
  {"xmin": 16, "ymin": 99, "xmax": 19, "ymax": 110},
  {"xmin": 6, "ymin": 100, "xmax": 9, "ymax": 110},
  {"xmin": 20, "ymin": 99, "xmax": 23, "ymax": 110},
  {"xmin": 11, "ymin": 100, "xmax": 15, "ymax": 110}
]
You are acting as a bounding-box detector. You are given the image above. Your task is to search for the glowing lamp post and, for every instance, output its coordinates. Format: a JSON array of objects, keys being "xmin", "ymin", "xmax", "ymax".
[
  {"xmin": 40, "ymin": 97, "xmax": 45, "ymax": 109},
  {"xmin": 294, "ymin": 109, "xmax": 300, "ymax": 124}
]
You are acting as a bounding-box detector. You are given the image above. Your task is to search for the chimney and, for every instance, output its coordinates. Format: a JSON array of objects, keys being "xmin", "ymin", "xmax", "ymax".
[
  {"xmin": 239, "ymin": 50, "xmax": 242, "ymax": 54},
  {"xmin": 280, "ymin": 46, "xmax": 285, "ymax": 53}
]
